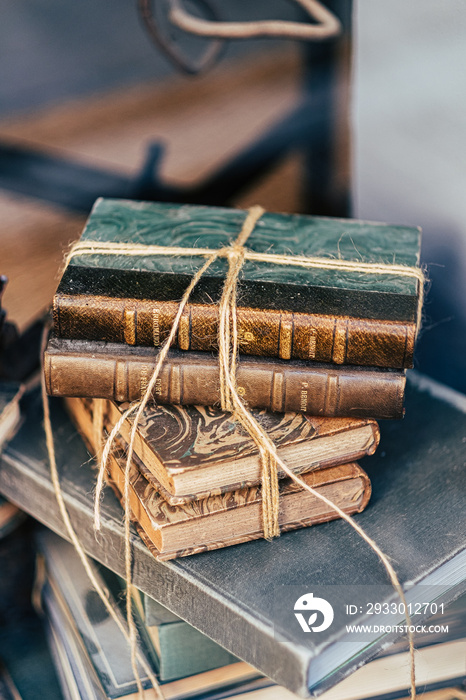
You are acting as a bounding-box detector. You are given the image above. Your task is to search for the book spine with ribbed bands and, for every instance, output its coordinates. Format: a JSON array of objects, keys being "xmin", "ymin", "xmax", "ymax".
[
  {"xmin": 53, "ymin": 294, "xmax": 415, "ymax": 369},
  {"xmin": 44, "ymin": 340, "xmax": 406, "ymax": 419}
]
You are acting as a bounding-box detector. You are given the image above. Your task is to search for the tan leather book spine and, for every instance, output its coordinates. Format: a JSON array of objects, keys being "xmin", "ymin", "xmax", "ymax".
[
  {"xmin": 45, "ymin": 340, "xmax": 406, "ymax": 419},
  {"xmin": 53, "ymin": 294, "xmax": 415, "ymax": 369}
]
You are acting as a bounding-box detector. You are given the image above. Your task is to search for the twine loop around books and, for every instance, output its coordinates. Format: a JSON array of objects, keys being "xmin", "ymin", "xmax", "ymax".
[
  {"xmin": 44, "ymin": 206, "xmax": 427, "ymax": 699},
  {"xmin": 65, "ymin": 221, "xmax": 426, "ymax": 339}
]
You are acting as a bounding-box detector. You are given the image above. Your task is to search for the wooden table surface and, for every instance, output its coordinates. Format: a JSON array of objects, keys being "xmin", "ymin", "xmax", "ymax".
[{"xmin": 0, "ymin": 48, "xmax": 303, "ymax": 330}]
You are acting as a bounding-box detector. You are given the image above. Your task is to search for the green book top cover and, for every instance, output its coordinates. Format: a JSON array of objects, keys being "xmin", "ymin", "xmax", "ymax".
[{"xmin": 58, "ymin": 198, "xmax": 422, "ymax": 322}]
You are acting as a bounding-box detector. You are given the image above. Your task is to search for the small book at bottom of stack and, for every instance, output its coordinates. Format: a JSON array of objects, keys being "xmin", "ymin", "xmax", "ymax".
[{"xmin": 65, "ymin": 397, "xmax": 375, "ymax": 560}]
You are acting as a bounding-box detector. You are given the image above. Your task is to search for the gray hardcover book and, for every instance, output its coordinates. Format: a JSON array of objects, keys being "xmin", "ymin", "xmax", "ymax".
[
  {"xmin": 38, "ymin": 530, "xmax": 260, "ymax": 699},
  {"xmin": 144, "ymin": 596, "xmax": 180, "ymax": 626},
  {"xmin": 37, "ymin": 531, "xmax": 155, "ymax": 699},
  {"xmin": 98, "ymin": 570, "xmax": 239, "ymax": 682},
  {"xmin": 1, "ymin": 373, "xmax": 466, "ymax": 697},
  {"xmin": 42, "ymin": 582, "xmax": 107, "ymax": 700}
]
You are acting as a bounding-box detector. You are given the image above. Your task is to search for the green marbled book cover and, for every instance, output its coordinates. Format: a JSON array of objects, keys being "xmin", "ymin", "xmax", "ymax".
[{"xmin": 59, "ymin": 198, "xmax": 422, "ymax": 322}]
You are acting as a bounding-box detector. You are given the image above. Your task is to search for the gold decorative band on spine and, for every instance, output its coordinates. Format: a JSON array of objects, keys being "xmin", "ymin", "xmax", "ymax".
[
  {"xmin": 178, "ymin": 310, "xmax": 190, "ymax": 351},
  {"xmin": 332, "ymin": 319, "xmax": 347, "ymax": 365},
  {"xmin": 278, "ymin": 317, "xmax": 293, "ymax": 360},
  {"xmin": 170, "ymin": 365, "xmax": 182, "ymax": 405},
  {"xmin": 114, "ymin": 360, "xmax": 128, "ymax": 403},
  {"xmin": 123, "ymin": 309, "xmax": 137, "ymax": 346},
  {"xmin": 324, "ymin": 375, "xmax": 339, "ymax": 415},
  {"xmin": 271, "ymin": 372, "xmax": 285, "ymax": 412}
]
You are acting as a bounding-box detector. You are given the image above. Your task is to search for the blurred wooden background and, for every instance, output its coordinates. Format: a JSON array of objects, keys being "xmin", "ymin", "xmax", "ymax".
[{"xmin": 0, "ymin": 49, "xmax": 304, "ymax": 330}]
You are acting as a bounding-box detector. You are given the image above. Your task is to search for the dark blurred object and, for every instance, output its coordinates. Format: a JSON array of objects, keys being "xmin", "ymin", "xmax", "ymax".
[
  {"xmin": 0, "ymin": 662, "xmax": 21, "ymax": 700},
  {"xmin": 0, "ymin": 316, "xmax": 46, "ymax": 382},
  {"xmin": 302, "ymin": 0, "xmax": 352, "ymax": 217},
  {"xmin": 0, "ymin": 85, "xmax": 350, "ymax": 217},
  {"xmin": 415, "ymin": 243, "xmax": 466, "ymax": 394},
  {"xmin": 0, "ymin": 521, "xmax": 35, "ymax": 626},
  {"xmin": 0, "ymin": 520, "xmax": 63, "ymax": 700},
  {"xmin": 0, "ymin": 277, "xmax": 20, "ymax": 378},
  {"xmin": 0, "ymin": 2, "xmax": 352, "ymax": 219},
  {"xmin": 0, "ymin": 281, "xmax": 48, "ymax": 382}
]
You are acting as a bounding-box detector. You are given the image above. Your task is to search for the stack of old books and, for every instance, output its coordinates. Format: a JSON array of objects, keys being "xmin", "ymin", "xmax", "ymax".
[
  {"xmin": 37, "ymin": 530, "xmax": 265, "ymax": 700},
  {"xmin": 37, "ymin": 531, "xmax": 466, "ymax": 700},
  {"xmin": 43, "ymin": 198, "xmax": 422, "ymax": 561},
  {"xmin": 37, "ymin": 529, "xmax": 466, "ymax": 700}
]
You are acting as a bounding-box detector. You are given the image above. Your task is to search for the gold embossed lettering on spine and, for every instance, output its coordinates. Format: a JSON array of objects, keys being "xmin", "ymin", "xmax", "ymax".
[{"xmin": 53, "ymin": 295, "xmax": 416, "ymax": 369}]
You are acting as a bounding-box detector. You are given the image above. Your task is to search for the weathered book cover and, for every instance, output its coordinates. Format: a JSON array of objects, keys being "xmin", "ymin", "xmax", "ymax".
[
  {"xmin": 38, "ymin": 530, "xmax": 260, "ymax": 699},
  {"xmin": 55, "ymin": 198, "xmax": 422, "ymax": 324},
  {"xmin": 53, "ymin": 295, "xmax": 416, "ymax": 370},
  {"xmin": 67, "ymin": 395, "xmax": 379, "ymax": 499},
  {"xmin": 44, "ymin": 337, "xmax": 406, "ymax": 420},
  {"xmin": 2, "ymin": 374, "xmax": 465, "ymax": 697},
  {"xmin": 66, "ymin": 393, "xmax": 371, "ymax": 559},
  {"xmin": 42, "ymin": 582, "xmax": 108, "ymax": 700},
  {"xmin": 42, "ymin": 581, "xmax": 262, "ymax": 700},
  {"xmin": 37, "ymin": 530, "xmax": 155, "ymax": 698},
  {"xmin": 98, "ymin": 569, "xmax": 239, "ymax": 683}
]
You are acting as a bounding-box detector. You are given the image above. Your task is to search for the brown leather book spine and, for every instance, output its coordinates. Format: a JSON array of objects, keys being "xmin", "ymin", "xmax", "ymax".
[
  {"xmin": 44, "ymin": 344, "xmax": 406, "ymax": 419},
  {"xmin": 53, "ymin": 294, "xmax": 415, "ymax": 369}
]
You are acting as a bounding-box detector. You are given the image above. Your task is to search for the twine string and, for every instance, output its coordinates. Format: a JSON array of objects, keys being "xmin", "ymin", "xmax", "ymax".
[
  {"xmin": 92, "ymin": 206, "xmax": 417, "ymax": 698},
  {"xmin": 92, "ymin": 399, "xmax": 105, "ymax": 464},
  {"xmin": 66, "ymin": 238, "xmax": 425, "ymax": 338},
  {"xmin": 40, "ymin": 327, "xmax": 164, "ymax": 700},
  {"xmin": 95, "ymin": 402, "xmax": 140, "ymax": 531},
  {"xmin": 92, "ymin": 234, "xmax": 249, "ymax": 694},
  {"xmin": 168, "ymin": 0, "xmax": 342, "ymax": 42},
  {"xmin": 220, "ymin": 358, "xmax": 416, "ymax": 698},
  {"xmin": 58, "ymin": 206, "xmax": 423, "ymax": 699}
]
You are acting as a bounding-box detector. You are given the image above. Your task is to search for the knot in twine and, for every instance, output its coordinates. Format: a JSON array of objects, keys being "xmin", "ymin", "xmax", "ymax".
[
  {"xmin": 43, "ymin": 205, "xmax": 423, "ymax": 699},
  {"xmin": 95, "ymin": 205, "xmax": 282, "ymax": 539}
]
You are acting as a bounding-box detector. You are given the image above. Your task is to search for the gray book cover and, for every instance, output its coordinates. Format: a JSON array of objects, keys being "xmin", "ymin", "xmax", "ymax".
[
  {"xmin": 144, "ymin": 596, "xmax": 180, "ymax": 626},
  {"xmin": 42, "ymin": 582, "xmax": 107, "ymax": 700},
  {"xmin": 1, "ymin": 373, "xmax": 465, "ymax": 697},
  {"xmin": 145, "ymin": 615, "xmax": 238, "ymax": 683},
  {"xmin": 97, "ymin": 569, "xmax": 239, "ymax": 682},
  {"xmin": 37, "ymin": 531, "xmax": 155, "ymax": 699}
]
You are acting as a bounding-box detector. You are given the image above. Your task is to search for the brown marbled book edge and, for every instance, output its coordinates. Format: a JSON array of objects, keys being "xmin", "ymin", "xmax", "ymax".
[
  {"xmin": 64, "ymin": 395, "xmax": 371, "ymax": 560},
  {"xmin": 106, "ymin": 451, "xmax": 371, "ymax": 561},
  {"xmin": 66, "ymin": 395, "xmax": 379, "ymax": 502}
]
